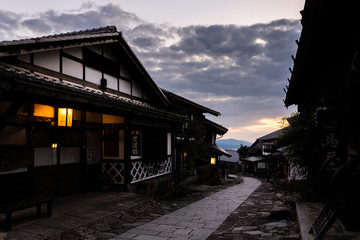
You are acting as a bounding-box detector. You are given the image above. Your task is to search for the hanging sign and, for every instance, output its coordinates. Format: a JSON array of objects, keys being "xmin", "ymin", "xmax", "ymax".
[{"xmin": 131, "ymin": 130, "xmax": 141, "ymax": 156}]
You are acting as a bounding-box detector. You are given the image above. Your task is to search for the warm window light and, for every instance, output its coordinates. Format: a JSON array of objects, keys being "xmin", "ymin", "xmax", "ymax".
[
  {"xmin": 34, "ymin": 104, "xmax": 54, "ymax": 118},
  {"xmin": 58, "ymin": 108, "xmax": 73, "ymax": 127},
  {"xmin": 210, "ymin": 157, "xmax": 216, "ymax": 165},
  {"xmin": 52, "ymin": 143, "xmax": 57, "ymax": 148}
]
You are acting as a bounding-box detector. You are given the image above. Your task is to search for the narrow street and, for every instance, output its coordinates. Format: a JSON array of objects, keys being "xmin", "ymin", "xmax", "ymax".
[
  {"xmin": 4, "ymin": 177, "xmax": 300, "ymax": 240},
  {"xmin": 208, "ymin": 180, "xmax": 299, "ymax": 240}
]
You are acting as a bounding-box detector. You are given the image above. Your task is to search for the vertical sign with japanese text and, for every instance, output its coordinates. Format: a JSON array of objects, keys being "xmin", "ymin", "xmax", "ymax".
[{"xmin": 131, "ymin": 130, "xmax": 141, "ymax": 156}]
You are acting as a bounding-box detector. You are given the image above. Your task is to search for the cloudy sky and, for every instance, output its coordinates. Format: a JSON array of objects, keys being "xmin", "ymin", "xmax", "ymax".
[{"xmin": 0, "ymin": 0, "xmax": 303, "ymax": 142}]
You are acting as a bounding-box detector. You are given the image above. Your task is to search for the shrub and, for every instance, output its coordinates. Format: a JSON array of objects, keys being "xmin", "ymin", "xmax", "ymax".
[{"xmin": 136, "ymin": 176, "xmax": 190, "ymax": 200}]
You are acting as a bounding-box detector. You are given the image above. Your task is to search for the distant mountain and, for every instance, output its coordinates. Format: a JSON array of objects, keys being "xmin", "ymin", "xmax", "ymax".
[{"xmin": 216, "ymin": 138, "xmax": 252, "ymax": 150}]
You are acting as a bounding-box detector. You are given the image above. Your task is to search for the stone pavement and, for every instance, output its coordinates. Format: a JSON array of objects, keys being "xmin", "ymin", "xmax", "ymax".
[
  {"xmin": 109, "ymin": 177, "xmax": 261, "ymax": 240},
  {"xmin": 207, "ymin": 180, "xmax": 300, "ymax": 240},
  {"xmin": 1, "ymin": 176, "xmax": 302, "ymax": 240},
  {"xmin": 1, "ymin": 177, "xmax": 261, "ymax": 240}
]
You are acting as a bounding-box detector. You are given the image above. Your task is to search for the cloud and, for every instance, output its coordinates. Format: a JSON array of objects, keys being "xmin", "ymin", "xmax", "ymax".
[
  {"xmin": 21, "ymin": 19, "xmax": 52, "ymax": 33},
  {"xmin": 0, "ymin": 3, "xmax": 301, "ymax": 142},
  {"xmin": 127, "ymin": 19, "xmax": 301, "ymax": 100},
  {"xmin": 0, "ymin": 3, "xmax": 144, "ymax": 40},
  {"xmin": 0, "ymin": 10, "xmax": 22, "ymax": 39}
]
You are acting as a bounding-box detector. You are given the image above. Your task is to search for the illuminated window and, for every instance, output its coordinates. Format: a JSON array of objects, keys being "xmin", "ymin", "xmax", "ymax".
[
  {"xmin": 34, "ymin": 104, "xmax": 54, "ymax": 118},
  {"xmin": 58, "ymin": 108, "xmax": 73, "ymax": 127},
  {"xmin": 102, "ymin": 114, "xmax": 124, "ymax": 124}
]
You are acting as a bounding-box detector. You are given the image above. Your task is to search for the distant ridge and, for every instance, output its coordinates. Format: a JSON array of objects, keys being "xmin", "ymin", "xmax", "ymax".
[{"xmin": 216, "ymin": 138, "xmax": 252, "ymax": 150}]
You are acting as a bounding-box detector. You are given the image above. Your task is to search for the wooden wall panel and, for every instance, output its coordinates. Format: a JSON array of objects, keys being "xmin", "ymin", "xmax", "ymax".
[
  {"xmin": 59, "ymin": 163, "xmax": 81, "ymax": 195},
  {"xmin": 0, "ymin": 146, "xmax": 33, "ymax": 171},
  {"xmin": 0, "ymin": 171, "xmax": 32, "ymax": 203},
  {"xmin": 33, "ymin": 166, "xmax": 57, "ymax": 198}
]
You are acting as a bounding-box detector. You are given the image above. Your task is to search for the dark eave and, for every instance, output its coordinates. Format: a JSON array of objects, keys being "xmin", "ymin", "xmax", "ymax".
[
  {"xmin": 204, "ymin": 118, "xmax": 228, "ymax": 135},
  {"xmin": 162, "ymin": 88, "xmax": 220, "ymax": 116},
  {"xmin": 0, "ymin": 65, "xmax": 184, "ymax": 122},
  {"xmin": 284, "ymin": 0, "xmax": 360, "ymax": 108}
]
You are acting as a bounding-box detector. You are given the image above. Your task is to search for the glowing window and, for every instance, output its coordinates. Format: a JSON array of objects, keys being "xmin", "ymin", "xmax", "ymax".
[
  {"xmin": 34, "ymin": 104, "xmax": 54, "ymax": 118},
  {"xmin": 102, "ymin": 114, "xmax": 124, "ymax": 124},
  {"xmin": 58, "ymin": 108, "xmax": 73, "ymax": 127}
]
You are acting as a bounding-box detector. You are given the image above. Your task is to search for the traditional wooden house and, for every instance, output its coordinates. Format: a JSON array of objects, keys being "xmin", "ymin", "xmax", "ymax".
[
  {"xmin": 204, "ymin": 119, "xmax": 231, "ymax": 161},
  {"xmin": 242, "ymin": 128, "xmax": 287, "ymax": 177},
  {"xmin": 162, "ymin": 90, "xmax": 229, "ymax": 172},
  {"xmin": 219, "ymin": 150, "xmax": 241, "ymax": 175},
  {"xmin": 284, "ymin": 0, "xmax": 360, "ymax": 238},
  {"xmin": 0, "ymin": 26, "xmax": 189, "ymax": 202}
]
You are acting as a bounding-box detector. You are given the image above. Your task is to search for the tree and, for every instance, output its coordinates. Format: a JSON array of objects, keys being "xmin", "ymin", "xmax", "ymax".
[
  {"xmin": 237, "ymin": 144, "xmax": 249, "ymax": 159},
  {"xmin": 277, "ymin": 112, "xmax": 316, "ymax": 180}
]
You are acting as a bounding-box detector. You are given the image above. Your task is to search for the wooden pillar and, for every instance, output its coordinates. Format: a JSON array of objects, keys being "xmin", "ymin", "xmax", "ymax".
[{"xmin": 123, "ymin": 115, "xmax": 132, "ymax": 189}]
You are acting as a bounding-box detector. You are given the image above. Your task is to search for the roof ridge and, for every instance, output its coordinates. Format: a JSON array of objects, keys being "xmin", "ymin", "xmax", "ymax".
[
  {"xmin": 36, "ymin": 26, "xmax": 118, "ymax": 39},
  {"xmin": 0, "ymin": 26, "xmax": 118, "ymax": 44}
]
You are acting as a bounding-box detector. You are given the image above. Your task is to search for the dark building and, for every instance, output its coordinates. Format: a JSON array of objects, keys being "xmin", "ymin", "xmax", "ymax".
[
  {"xmin": 242, "ymin": 128, "xmax": 287, "ymax": 177},
  {"xmin": 163, "ymin": 89, "xmax": 230, "ymax": 173},
  {"xmin": 284, "ymin": 0, "xmax": 360, "ymax": 237},
  {"xmin": 0, "ymin": 26, "xmax": 228, "ymax": 205}
]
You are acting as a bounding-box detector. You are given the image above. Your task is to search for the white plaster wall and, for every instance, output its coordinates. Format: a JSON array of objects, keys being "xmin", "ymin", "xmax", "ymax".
[
  {"xmin": 34, "ymin": 51, "xmax": 60, "ymax": 72},
  {"xmin": 104, "ymin": 73, "xmax": 118, "ymax": 91},
  {"xmin": 60, "ymin": 147, "xmax": 80, "ymax": 164},
  {"xmin": 85, "ymin": 66, "xmax": 102, "ymax": 85},
  {"xmin": 62, "ymin": 57, "xmax": 83, "ymax": 79},
  {"xmin": 34, "ymin": 148, "xmax": 56, "ymax": 166},
  {"xmin": 119, "ymin": 79, "xmax": 131, "ymax": 95}
]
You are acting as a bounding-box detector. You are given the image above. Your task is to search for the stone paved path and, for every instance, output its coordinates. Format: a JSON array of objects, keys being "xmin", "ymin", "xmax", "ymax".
[
  {"xmin": 110, "ymin": 177, "xmax": 261, "ymax": 240},
  {"xmin": 207, "ymin": 180, "xmax": 300, "ymax": 240}
]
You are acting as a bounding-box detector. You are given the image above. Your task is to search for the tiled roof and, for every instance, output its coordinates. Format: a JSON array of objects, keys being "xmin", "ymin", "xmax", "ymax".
[
  {"xmin": 0, "ymin": 26, "xmax": 119, "ymax": 47},
  {"xmin": 162, "ymin": 88, "xmax": 220, "ymax": 116},
  {"xmin": 0, "ymin": 26, "xmax": 169, "ymax": 107},
  {"xmin": 0, "ymin": 62, "xmax": 184, "ymax": 121},
  {"xmin": 249, "ymin": 127, "xmax": 288, "ymax": 150}
]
